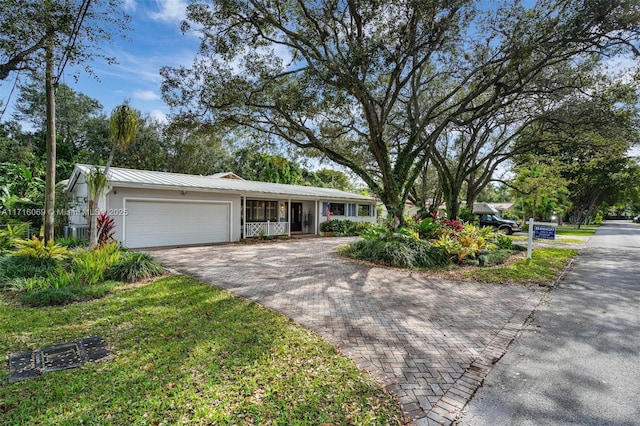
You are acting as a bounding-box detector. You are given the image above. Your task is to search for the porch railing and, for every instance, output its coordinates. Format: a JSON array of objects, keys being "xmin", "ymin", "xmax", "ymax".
[{"xmin": 244, "ymin": 221, "xmax": 289, "ymax": 238}]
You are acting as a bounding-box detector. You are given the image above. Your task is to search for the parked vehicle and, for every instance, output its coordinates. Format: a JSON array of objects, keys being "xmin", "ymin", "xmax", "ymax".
[{"xmin": 477, "ymin": 213, "xmax": 521, "ymax": 235}]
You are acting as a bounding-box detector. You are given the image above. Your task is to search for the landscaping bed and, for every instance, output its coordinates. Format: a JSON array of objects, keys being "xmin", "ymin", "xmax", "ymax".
[{"xmin": 333, "ymin": 216, "xmax": 582, "ymax": 286}]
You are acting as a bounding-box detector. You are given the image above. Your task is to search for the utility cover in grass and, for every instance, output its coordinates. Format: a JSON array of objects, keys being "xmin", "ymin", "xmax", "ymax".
[{"xmin": 8, "ymin": 336, "xmax": 109, "ymax": 383}]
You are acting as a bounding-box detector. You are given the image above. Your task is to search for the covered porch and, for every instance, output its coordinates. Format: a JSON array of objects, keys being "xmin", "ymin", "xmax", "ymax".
[{"xmin": 242, "ymin": 197, "xmax": 317, "ymax": 238}]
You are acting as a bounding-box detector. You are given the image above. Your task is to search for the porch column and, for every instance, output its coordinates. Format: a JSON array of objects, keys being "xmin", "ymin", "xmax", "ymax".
[
  {"xmin": 287, "ymin": 198, "xmax": 291, "ymax": 236},
  {"xmin": 242, "ymin": 195, "xmax": 246, "ymax": 238},
  {"xmin": 314, "ymin": 200, "xmax": 318, "ymax": 235}
]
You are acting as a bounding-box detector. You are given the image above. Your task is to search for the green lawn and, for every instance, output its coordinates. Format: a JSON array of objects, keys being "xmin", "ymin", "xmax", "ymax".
[
  {"xmin": 555, "ymin": 225, "xmax": 599, "ymax": 236},
  {"xmin": 0, "ymin": 276, "xmax": 402, "ymax": 425},
  {"xmin": 466, "ymin": 247, "xmax": 578, "ymax": 285}
]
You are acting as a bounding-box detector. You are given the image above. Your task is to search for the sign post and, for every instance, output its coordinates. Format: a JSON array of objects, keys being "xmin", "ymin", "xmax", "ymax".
[{"xmin": 527, "ymin": 218, "xmax": 557, "ymax": 259}]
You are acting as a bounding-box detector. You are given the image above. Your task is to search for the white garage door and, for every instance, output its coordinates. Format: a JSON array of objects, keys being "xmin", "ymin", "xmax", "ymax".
[{"xmin": 124, "ymin": 200, "xmax": 230, "ymax": 248}]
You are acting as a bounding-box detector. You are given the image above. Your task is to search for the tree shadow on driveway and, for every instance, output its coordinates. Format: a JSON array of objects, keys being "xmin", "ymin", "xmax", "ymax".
[{"xmin": 150, "ymin": 238, "xmax": 548, "ymax": 424}]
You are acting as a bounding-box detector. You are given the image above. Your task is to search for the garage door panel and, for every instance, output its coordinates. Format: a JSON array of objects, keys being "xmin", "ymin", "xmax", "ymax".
[{"xmin": 124, "ymin": 200, "xmax": 230, "ymax": 248}]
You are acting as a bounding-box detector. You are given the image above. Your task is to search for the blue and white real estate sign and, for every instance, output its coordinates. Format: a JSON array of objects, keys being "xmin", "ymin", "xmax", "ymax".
[{"xmin": 534, "ymin": 225, "xmax": 556, "ymax": 240}]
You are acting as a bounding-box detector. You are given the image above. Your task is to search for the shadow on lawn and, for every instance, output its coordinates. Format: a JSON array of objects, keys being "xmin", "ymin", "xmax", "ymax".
[{"xmin": 0, "ymin": 276, "xmax": 287, "ymax": 424}]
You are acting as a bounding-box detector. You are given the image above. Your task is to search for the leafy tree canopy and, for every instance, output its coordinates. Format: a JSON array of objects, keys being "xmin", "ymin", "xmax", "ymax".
[
  {"xmin": 162, "ymin": 0, "xmax": 640, "ymax": 226},
  {"xmin": 0, "ymin": 0, "xmax": 130, "ymax": 82}
]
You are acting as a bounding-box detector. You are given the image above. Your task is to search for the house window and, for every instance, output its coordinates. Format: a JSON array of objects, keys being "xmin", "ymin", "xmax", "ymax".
[
  {"xmin": 246, "ymin": 200, "xmax": 278, "ymax": 222},
  {"xmin": 329, "ymin": 203, "xmax": 345, "ymax": 216},
  {"xmin": 357, "ymin": 204, "xmax": 371, "ymax": 216}
]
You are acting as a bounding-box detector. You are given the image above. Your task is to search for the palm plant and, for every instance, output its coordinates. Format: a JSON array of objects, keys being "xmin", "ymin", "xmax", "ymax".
[
  {"xmin": 105, "ymin": 102, "xmax": 138, "ymax": 176},
  {"xmin": 87, "ymin": 102, "xmax": 138, "ymax": 247}
]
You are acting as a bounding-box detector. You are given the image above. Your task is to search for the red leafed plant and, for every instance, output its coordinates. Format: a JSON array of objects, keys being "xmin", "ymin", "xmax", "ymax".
[
  {"xmin": 442, "ymin": 219, "xmax": 464, "ymax": 232},
  {"xmin": 96, "ymin": 212, "xmax": 115, "ymax": 247}
]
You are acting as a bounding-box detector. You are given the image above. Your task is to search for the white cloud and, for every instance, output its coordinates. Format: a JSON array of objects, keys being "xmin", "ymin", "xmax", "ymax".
[
  {"xmin": 601, "ymin": 54, "xmax": 638, "ymax": 84},
  {"xmin": 122, "ymin": 0, "xmax": 136, "ymax": 12},
  {"xmin": 150, "ymin": 109, "xmax": 168, "ymax": 123},
  {"xmin": 134, "ymin": 90, "xmax": 161, "ymax": 101},
  {"xmin": 149, "ymin": 0, "xmax": 187, "ymax": 23}
]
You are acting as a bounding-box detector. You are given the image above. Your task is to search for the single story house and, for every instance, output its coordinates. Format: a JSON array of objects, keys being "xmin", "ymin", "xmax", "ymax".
[{"xmin": 63, "ymin": 164, "xmax": 377, "ymax": 248}]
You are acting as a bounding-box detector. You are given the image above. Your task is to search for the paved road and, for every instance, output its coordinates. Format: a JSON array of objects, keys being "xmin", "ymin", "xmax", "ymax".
[
  {"xmin": 149, "ymin": 237, "xmax": 547, "ymax": 424},
  {"xmin": 459, "ymin": 221, "xmax": 640, "ymax": 426}
]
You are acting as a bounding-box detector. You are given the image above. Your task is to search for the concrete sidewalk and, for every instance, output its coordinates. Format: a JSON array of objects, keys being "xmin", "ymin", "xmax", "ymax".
[
  {"xmin": 150, "ymin": 237, "xmax": 548, "ymax": 424},
  {"xmin": 459, "ymin": 221, "xmax": 640, "ymax": 425}
]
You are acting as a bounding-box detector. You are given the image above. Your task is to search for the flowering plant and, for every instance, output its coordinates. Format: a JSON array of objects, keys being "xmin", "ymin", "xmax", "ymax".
[{"xmin": 96, "ymin": 212, "xmax": 115, "ymax": 247}]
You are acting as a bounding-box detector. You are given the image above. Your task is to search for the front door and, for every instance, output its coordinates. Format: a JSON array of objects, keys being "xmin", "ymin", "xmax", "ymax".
[{"xmin": 290, "ymin": 202, "xmax": 303, "ymax": 232}]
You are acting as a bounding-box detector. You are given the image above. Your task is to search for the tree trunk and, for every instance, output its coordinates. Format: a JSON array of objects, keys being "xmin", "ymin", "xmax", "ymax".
[
  {"xmin": 88, "ymin": 198, "xmax": 97, "ymax": 247},
  {"xmin": 380, "ymin": 192, "xmax": 406, "ymax": 230},
  {"xmin": 444, "ymin": 184, "xmax": 461, "ymax": 220},
  {"xmin": 584, "ymin": 192, "xmax": 601, "ymax": 225},
  {"xmin": 441, "ymin": 176, "xmax": 461, "ymax": 220},
  {"xmin": 44, "ymin": 37, "xmax": 56, "ymax": 243}
]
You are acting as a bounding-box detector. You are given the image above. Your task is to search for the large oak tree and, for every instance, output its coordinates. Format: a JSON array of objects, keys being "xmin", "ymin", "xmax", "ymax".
[{"xmin": 162, "ymin": 0, "xmax": 639, "ymax": 226}]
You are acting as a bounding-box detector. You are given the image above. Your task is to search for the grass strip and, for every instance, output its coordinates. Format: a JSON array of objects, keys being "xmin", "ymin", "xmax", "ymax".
[
  {"xmin": 555, "ymin": 225, "xmax": 598, "ymax": 236},
  {"xmin": 465, "ymin": 247, "xmax": 578, "ymax": 285}
]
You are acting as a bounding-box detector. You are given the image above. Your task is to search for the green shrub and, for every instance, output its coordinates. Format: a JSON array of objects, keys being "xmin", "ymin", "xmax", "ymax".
[
  {"xmin": 46, "ymin": 270, "xmax": 85, "ymax": 288},
  {"xmin": 107, "ymin": 252, "xmax": 164, "ymax": 283},
  {"xmin": 458, "ymin": 206, "xmax": 479, "ymax": 225},
  {"xmin": 360, "ymin": 224, "xmax": 388, "ymax": 240},
  {"xmin": 56, "ymin": 236, "xmax": 88, "ymax": 248},
  {"xmin": 0, "ymin": 255, "xmax": 62, "ymax": 287},
  {"xmin": 0, "ymin": 222, "xmax": 30, "ymax": 253},
  {"xmin": 478, "ymin": 249, "xmax": 514, "ymax": 267},
  {"xmin": 592, "ymin": 212, "xmax": 604, "ymax": 225},
  {"xmin": 341, "ymin": 238, "xmax": 447, "ymax": 269},
  {"xmin": 8, "ymin": 276, "xmax": 49, "ymax": 292},
  {"xmin": 376, "ymin": 239, "xmax": 415, "ymax": 267},
  {"xmin": 354, "ymin": 221, "xmax": 376, "ymax": 235},
  {"xmin": 71, "ymin": 243, "xmax": 122, "ymax": 286},
  {"xmin": 320, "ymin": 220, "xmax": 335, "ymax": 233},
  {"xmin": 418, "ymin": 217, "xmax": 441, "ymax": 240},
  {"xmin": 12, "ymin": 236, "xmax": 70, "ymax": 260},
  {"xmin": 495, "ymin": 234, "xmax": 513, "ymax": 250},
  {"xmin": 19, "ymin": 282, "xmax": 117, "ymax": 307},
  {"xmin": 406, "ymin": 240, "xmax": 448, "ymax": 268},
  {"xmin": 320, "ymin": 219, "xmax": 371, "ymax": 236},
  {"xmin": 6, "ymin": 270, "xmax": 77, "ymax": 293}
]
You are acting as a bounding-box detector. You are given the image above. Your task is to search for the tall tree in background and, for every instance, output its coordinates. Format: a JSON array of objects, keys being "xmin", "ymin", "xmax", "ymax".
[
  {"xmin": 509, "ymin": 163, "xmax": 570, "ymax": 222},
  {"xmin": 512, "ymin": 82, "xmax": 640, "ymax": 224},
  {"xmin": 12, "ymin": 81, "xmax": 106, "ymax": 165},
  {"xmin": 0, "ymin": 0, "xmax": 129, "ymax": 82},
  {"xmin": 162, "ymin": 0, "xmax": 639, "ymax": 227},
  {"xmin": 13, "ymin": 81, "xmax": 104, "ymax": 148},
  {"xmin": 1, "ymin": 0, "xmax": 130, "ymax": 241}
]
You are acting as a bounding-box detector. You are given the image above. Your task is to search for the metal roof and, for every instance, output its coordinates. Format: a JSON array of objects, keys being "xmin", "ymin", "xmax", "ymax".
[{"xmin": 67, "ymin": 164, "xmax": 375, "ymax": 202}]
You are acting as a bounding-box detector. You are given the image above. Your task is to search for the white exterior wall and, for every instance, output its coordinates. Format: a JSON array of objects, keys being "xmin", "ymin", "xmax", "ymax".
[
  {"xmin": 316, "ymin": 200, "xmax": 377, "ymax": 234},
  {"xmin": 68, "ymin": 177, "xmax": 89, "ymax": 226},
  {"xmin": 107, "ymin": 186, "xmax": 242, "ymax": 244}
]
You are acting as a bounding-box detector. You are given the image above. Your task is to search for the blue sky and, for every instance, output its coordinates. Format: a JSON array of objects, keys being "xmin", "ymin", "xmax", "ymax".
[
  {"xmin": 73, "ymin": 0, "xmax": 197, "ymax": 121},
  {"xmin": 1, "ymin": 0, "xmax": 197, "ymax": 125}
]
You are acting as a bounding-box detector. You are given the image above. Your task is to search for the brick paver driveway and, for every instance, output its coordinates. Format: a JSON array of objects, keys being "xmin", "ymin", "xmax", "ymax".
[{"xmin": 149, "ymin": 237, "xmax": 546, "ymax": 425}]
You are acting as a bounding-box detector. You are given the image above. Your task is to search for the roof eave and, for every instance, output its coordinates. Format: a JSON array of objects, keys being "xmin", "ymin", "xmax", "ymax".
[{"xmin": 109, "ymin": 181, "xmax": 374, "ymax": 202}]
